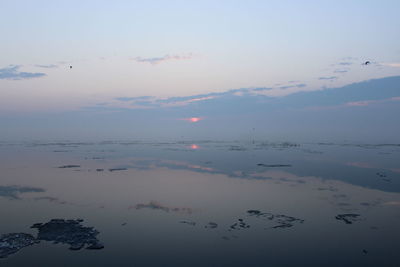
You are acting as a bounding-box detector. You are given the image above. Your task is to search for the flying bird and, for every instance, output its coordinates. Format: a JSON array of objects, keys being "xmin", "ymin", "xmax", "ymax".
[
  {"xmin": 363, "ymin": 61, "xmax": 370, "ymax": 65},
  {"xmin": 69, "ymin": 66, "xmax": 72, "ymax": 69}
]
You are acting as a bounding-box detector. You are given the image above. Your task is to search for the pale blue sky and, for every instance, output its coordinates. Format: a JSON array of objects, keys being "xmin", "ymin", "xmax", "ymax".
[{"xmin": 0, "ymin": 1, "xmax": 400, "ymax": 141}]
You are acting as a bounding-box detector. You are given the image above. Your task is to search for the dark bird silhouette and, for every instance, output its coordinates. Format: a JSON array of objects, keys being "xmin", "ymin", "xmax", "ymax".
[
  {"xmin": 363, "ymin": 61, "xmax": 370, "ymax": 65},
  {"xmin": 69, "ymin": 66, "xmax": 72, "ymax": 69}
]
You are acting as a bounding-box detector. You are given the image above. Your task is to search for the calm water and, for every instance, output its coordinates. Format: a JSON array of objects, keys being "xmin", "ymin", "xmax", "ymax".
[{"xmin": 1, "ymin": 140, "xmax": 400, "ymax": 266}]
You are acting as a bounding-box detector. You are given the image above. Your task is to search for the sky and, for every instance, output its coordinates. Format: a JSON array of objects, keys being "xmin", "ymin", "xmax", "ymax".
[{"xmin": 1, "ymin": 1, "xmax": 400, "ymax": 141}]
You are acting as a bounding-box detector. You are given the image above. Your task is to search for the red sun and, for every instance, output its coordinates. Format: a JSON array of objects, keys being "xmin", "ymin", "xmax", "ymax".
[
  {"xmin": 180, "ymin": 117, "xmax": 204, "ymax": 123},
  {"xmin": 190, "ymin": 117, "xmax": 201, "ymax": 122}
]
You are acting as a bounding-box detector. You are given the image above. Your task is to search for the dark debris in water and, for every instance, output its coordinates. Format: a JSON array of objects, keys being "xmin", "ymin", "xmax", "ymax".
[
  {"xmin": 257, "ymin": 164, "xmax": 292, "ymax": 168},
  {"xmin": 229, "ymin": 218, "xmax": 250, "ymax": 230},
  {"xmin": 58, "ymin": 165, "xmax": 81, "ymax": 169},
  {"xmin": 179, "ymin": 220, "xmax": 196, "ymax": 226},
  {"xmin": 0, "ymin": 219, "xmax": 104, "ymax": 260},
  {"xmin": 229, "ymin": 145, "xmax": 247, "ymax": 151},
  {"xmin": 247, "ymin": 210, "xmax": 304, "ymax": 229},
  {"xmin": 175, "ymin": 210, "xmax": 304, "ymax": 234},
  {"xmin": 134, "ymin": 201, "xmax": 193, "ymax": 214},
  {"xmin": 0, "ymin": 233, "xmax": 38, "ymax": 259},
  {"xmin": 376, "ymin": 172, "xmax": 392, "ymax": 182},
  {"xmin": 376, "ymin": 172, "xmax": 387, "ymax": 178},
  {"xmin": 108, "ymin": 168, "xmax": 128, "ymax": 172},
  {"xmin": 205, "ymin": 222, "xmax": 218, "ymax": 229},
  {"xmin": 31, "ymin": 219, "xmax": 103, "ymax": 250},
  {"xmin": 335, "ymin": 214, "xmax": 361, "ymax": 224}
]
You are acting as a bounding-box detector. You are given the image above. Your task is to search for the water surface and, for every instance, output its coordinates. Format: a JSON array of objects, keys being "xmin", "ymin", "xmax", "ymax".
[{"xmin": 1, "ymin": 141, "xmax": 399, "ymax": 266}]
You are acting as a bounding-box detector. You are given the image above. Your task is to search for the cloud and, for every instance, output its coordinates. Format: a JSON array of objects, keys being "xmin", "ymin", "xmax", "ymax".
[
  {"xmin": 90, "ymin": 76, "xmax": 400, "ymax": 113},
  {"xmin": 154, "ymin": 94, "xmax": 219, "ymax": 106},
  {"xmin": 341, "ymin": 57, "xmax": 358, "ymax": 61},
  {"xmin": 115, "ymin": 96, "xmax": 153, "ymax": 102},
  {"xmin": 279, "ymin": 83, "xmax": 307, "ymax": 89},
  {"xmin": 132, "ymin": 53, "xmax": 193, "ymax": 65},
  {"xmin": 313, "ymin": 98, "xmax": 397, "ymax": 110},
  {"xmin": 110, "ymin": 96, "xmax": 158, "ymax": 109},
  {"xmin": 132, "ymin": 100, "xmax": 158, "ymax": 107},
  {"xmin": 296, "ymin": 83, "xmax": 307, "ymax": 88},
  {"xmin": 338, "ymin": 62, "xmax": 352, "ymax": 66},
  {"xmin": 279, "ymin": 85, "xmax": 294, "ymax": 90},
  {"xmin": 330, "ymin": 58, "xmax": 358, "ymax": 67},
  {"xmin": 318, "ymin": 76, "xmax": 338, "ymax": 81},
  {"xmin": 334, "ymin": 69, "xmax": 349, "ymax": 74},
  {"xmin": 311, "ymin": 95, "xmax": 400, "ymax": 110},
  {"xmin": 112, "ymin": 94, "xmax": 215, "ymax": 109},
  {"xmin": 185, "ymin": 96, "xmax": 215, "ymax": 103},
  {"xmin": 35, "ymin": 64, "xmax": 58, "ymax": 69},
  {"xmin": 252, "ymin": 87, "xmax": 273, "ymax": 91},
  {"xmin": 345, "ymin": 100, "xmax": 376, "ymax": 107},
  {"xmin": 161, "ymin": 96, "xmax": 216, "ymax": 107},
  {"xmin": 345, "ymin": 97, "xmax": 400, "ymax": 107},
  {"xmin": 382, "ymin": 63, "xmax": 400, "ymax": 68},
  {"xmin": 0, "ymin": 65, "xmax": 46, "ymax": 80}
]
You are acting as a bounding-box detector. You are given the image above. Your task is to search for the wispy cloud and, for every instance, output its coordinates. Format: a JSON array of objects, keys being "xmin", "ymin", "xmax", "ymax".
[
  {"xmin": 185, "ymin": 96, "xmax": 214, "ymax": 103},
  {"xmin": 112, "ymin": 94, "xmax": 215, "ymax": 109},
  {"xmin": 338, "ymin": 62, "xmax": 353, "ymax": 66},
  {"xmin": 382, "ymin": 63, "xmax": 400, "ymax": 68},
  {"xmin": 161, "ymin": 96, "xmax": 216, "ymax": 107},
  {"xmin": 0, "ymin": 65, "xmax": 46, "ymax": 80},
  {"xmin": 310, "ymin": 95, "xmax": 400, "ymax": 110},
  {"xmin": 115, "ymin": 96, "xmax": 154, "ymax": 102},
  {"xmin": 318, "ymin": 76, "xmax": 338, "ymax": 81},
  {"xmin": 102, "ymin": 94, "xmax": 219, "ymax": 112},
  {"xmin": 345, "ymin": 96, "xmax": 400, "ymax": 107},
  {"xmin": 35, "ymin": 64, "xmax": 58, "ymax": 69},
  {"xmin": 345, "ymin": 100, "xmax": 376, "ymax": 107},
  {"xmin": 334, "ymin": 69, "xmax": 349, "ymax": 74},
  {"xmin": 341, "ymin": 57, "xmax": 358, "ymax": 61},
  {"xmin": 279, "ymin": 83, "xmax": 307, "ymax": 90},
  {"xmin": 252, "ymin": 87, "xmax": 273, "ymax": 92},
  {"xmin": 330, "ymin": 57, "xmax": 358, "ymax": 67},
  {"xmin": 132, "ymin": 53, "xmax": 193, "ymax": 65},
  {"xmin": 89, "ymin": 76, "xmax": 400, "ymax": 112}
]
